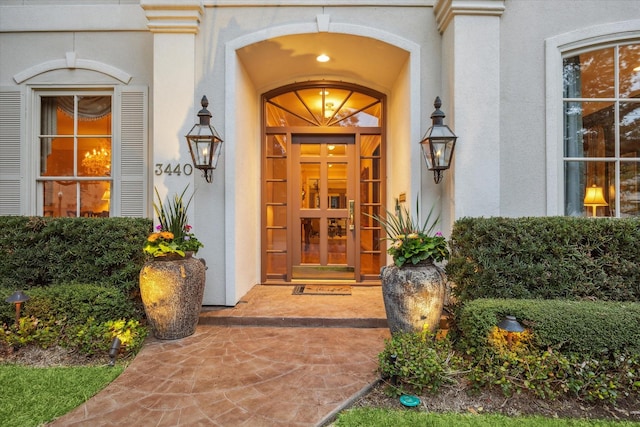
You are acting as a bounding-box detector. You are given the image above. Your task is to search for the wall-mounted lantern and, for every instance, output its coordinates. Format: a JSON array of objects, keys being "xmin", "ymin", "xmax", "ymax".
[
  {"xmin": 185, "ymin": 96, "xmax": 224, "ymax": 183},
  {"xmin": 419, "ymin": 97, "xmax": 458, "ymax": 184}
]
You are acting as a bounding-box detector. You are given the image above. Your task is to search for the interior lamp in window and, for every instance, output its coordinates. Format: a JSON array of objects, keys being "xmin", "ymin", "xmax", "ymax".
[{"xmin": 583, "ymin": 185, "xmax": 608, "ymax": 217}]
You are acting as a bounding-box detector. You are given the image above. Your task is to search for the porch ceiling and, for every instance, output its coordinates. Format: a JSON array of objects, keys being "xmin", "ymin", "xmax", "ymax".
[{"xmin": 237, "ymin": 32, "xmax": 409, "ymax": 92}]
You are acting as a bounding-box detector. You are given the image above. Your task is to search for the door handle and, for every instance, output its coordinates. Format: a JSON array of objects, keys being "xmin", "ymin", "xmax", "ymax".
[{"xmin": 348, "ymin": 200, "xmax": 355, "ymax": 231}]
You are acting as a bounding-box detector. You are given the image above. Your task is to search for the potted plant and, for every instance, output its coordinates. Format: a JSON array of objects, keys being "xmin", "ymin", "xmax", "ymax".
[
  {"xmin": 139, "ymin": 186, "xmax": 206, "ymax": 340},
  {"xmin": 369, "ymin": 201, "xmax": 449, "ymax": 334}
]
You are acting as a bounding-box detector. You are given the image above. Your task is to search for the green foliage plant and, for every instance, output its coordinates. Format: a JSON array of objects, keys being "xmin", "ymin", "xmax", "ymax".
[
  {"xmin": 143, "ymin": 186, "xmax": 204, "ymax": 257},
  {"xmin": 0, "ymin": 216, "xmax": 151, "ymax": 294},
  {"xmin": 368, "ymin": 200, "xmax": 449, "ymax": 266},
  {"xmin": 67, "ymin": 318, "xmax": 147, "ymax": 357},
  {"xmin": 456, "ymin": 298, "xmax": 640, "ymax": 356},
  {"xmin": 446, "ymin": 216, "xmax": 640, "ymax": 302},
  {"xmin": 378, "ymin": 326, "xmax": 463, "ymax": 396}
]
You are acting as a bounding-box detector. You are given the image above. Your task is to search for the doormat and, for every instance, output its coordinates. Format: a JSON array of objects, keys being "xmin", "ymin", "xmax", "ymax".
[{"xmin": 292, "ymin": 285, "xmax": 352, "ymax": 295}]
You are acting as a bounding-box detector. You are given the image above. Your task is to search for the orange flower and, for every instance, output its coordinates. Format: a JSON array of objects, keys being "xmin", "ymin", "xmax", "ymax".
[
  {"xmin": 160, "ymin": 231, "xmax": 174, "ymax": 240},
  {"xmin": 147, "ymin": 233, "xmax": 161, "ymax": 242}
]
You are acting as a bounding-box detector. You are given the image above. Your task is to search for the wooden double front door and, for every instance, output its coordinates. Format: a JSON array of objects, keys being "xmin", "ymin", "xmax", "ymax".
[{"xmin": 262, "ymin": 81, "xmax": 385, "ymax": 283}]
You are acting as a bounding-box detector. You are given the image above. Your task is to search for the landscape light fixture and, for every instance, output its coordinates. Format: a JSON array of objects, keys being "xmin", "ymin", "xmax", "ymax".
[
  {"xmin": 497, "ymin": 315, "xmax": 525, "ymax": 346},
  {"xmin": 420, "ymin": 97, "xmax": 458, "ymax": 184},
  {"xmin": 5, "ymin": 290, "xmax": 29, "ymax": 327},
  {"xmin": 185, "ymin": 95, "xmax": 224, "ymax": 183},
  {"xmin": 108, "ymin": 337, "xmax": 122, "ymax": 367}
]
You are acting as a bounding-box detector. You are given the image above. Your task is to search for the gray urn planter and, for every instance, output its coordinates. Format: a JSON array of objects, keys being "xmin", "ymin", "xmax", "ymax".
[
  {"xmin": 139, "ymin": 254, "xmax": 206, "ymax": 340},
  {"xmin": 380, "ymin": 261, "xmax": 447, "ymax": 334}
]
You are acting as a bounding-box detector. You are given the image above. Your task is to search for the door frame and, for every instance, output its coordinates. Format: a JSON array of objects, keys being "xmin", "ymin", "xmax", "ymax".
[{"xmin": 261, "ymin": 81, "xmax": 387, "ymax": 284}]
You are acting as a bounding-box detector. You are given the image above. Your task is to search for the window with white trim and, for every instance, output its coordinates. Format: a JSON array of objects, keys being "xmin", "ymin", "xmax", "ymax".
[
  {"xmin": 563, "ymin": 42, "xmax": 640, "ymax": 217},
  {"xmin": 0, "ymin": 85, "xmax": 147, "ymax": 217},
  {"xmin": 38, "ymin": 92, "xmax": 113, "ymax": 217}
]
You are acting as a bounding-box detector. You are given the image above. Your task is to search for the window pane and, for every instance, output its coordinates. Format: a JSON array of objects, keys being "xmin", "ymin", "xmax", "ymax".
[
  {"xmin": 327, "ymin": 163, "xmax": 347, "ymax": 209},
  {"xmin": 327, "ymin": 144, "xmax": 346, "ymax": 156},
  {"xmin": 564, "ymin": 160, "xmax": 614, "ymax": 217},
  {"xmin": 563, "ymin": 48, "xmax": 615, "ymax": 99},
  {"xmin": 301, "ymin": 164, "xmax": 320, "ymax": 209},
  {"xmin": 77, "ymin": 96, "xmax": 112, "ymax": 135},
  {"xmin": 265, "ymin": 158, "xmax": 286, "ymax": 180},
  {"xmin": 266, "ymin": 253, "xmax": 286, "ymax": 275},
  {"xmin": 620, "ymin": 161, "xmax": 640, "ymax": 217},
  {"xmin": 265, "ymin": 134, "xmax": 287, "ymax": 156},
  {"xmin": 266, "ymin": 229, "xmax": 287, "ymax": 251},
  {"xmin": 360, "ymin": 253, "xmax": 382, "ymax": 275},
  {"xmin": 360, "ymin": 181, "xmax": 381, "ymax": 204},
  {"xmin": 43, "ymin": 181, "xmax": 79, "ymax": 217},
  {"xmin": 564, "ymin": 101, "xmax": 615, "ymax": 157},
  {"xmin": 266, "ymin": 182, "xmax": 287, "ymax": 204},
  {"xmin": 360, "ymin": 229, "xmax": 381, "ymax": 251},
  {"xmin": 361, "ymin": 135, "xmax": 381, "ymax": 157},
  {"xmin": 79, "ymin": 138, "xmax": 111, "ymax": 177},
  {"xmin": 619, "ymin": 44, "xmax": 640, "ymax": 98},
  {"xmin": 80, "ymin": 181, "xmax": 110, "ymax": 217},
  {"xmin": 41, "ymin": 137, "xmax": 74, "ymax": 176},
  {"xmin": 620, "ymin": 102, "xmax": 640, "ymax": 157},
  {"xmin": 301, "ymin": 218, "xmax": 320, "ymax": 263},
  {"xmin": 266, "ymin": 205, "xmax": 287, "ymax": 227},
  {"xmin": 327, "ymin": 218, "xmax": 346, "ymax": 264}
]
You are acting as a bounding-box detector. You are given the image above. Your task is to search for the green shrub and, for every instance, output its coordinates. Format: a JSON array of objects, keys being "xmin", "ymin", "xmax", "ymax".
[
  {"xmin": 0, "ymin": 284, "xmax": 140, "ymax": 327},
  {"xmin": 468, "ymin": 344, "xmax": 640, "ymax": 403},
  {"xmin": 446, "ymin": 216, "xmax": 640, "ymax": 302},
  {"xmin": 456, "ymin": 298, "xmax": 640, "ymax": 356},
  {"xmin": 66, "ymin": 318, "xmax": 147, "ymax": 357},
  {"xmin": 0, "ymin": 216, "xmax": 151, "ymax": 295},
  {"xmin": 378, "ymin": 328, "xmax": 463, "ymax": 396}
]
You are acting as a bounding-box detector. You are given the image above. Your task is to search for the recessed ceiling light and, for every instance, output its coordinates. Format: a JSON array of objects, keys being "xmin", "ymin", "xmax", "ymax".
[{"xmin": 316, "ymin": 54, "xmax": 330, "ymax": 63}]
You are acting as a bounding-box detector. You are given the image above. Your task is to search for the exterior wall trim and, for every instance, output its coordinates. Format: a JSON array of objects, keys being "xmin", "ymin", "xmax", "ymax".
[
  {"xmin": 434, "ymin": 0, "xmax": 505, "ymax": 35},
  {"xmin": 13, "ymin": 52, "xmax": 132, "ymax": 85},
  {"xmin": 0, "ymin": 5, "xmax": 146, "ymax": 33},
  {"xmin": 141, "ymin": 0, "xmax": 203, "ymax": 34},
  {"xmin": 544, "ymin": 19, "xmax": 640, "ymax": 216}
]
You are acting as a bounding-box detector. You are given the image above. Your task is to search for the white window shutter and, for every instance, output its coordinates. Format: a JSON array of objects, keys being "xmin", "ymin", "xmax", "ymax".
[
  {"xmin": 117, "ymin": 86, "xmax": 147, "ymax": 218},
  {"xmin": 0, "ymin": 88, "xmax": 23, "ymax": 215}
]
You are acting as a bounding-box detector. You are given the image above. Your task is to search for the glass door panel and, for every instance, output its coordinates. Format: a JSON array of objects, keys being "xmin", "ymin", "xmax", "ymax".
[{"xmin": 292, "ymin": 137, "xmax": 356, "ymax": 281}]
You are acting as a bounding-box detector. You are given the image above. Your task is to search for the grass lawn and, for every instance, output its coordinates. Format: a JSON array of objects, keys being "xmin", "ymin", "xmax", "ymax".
[
  {"xmin": 0, "ymin": 364, "xmax": 123, "ymax": 427},
  {"xmin": 335, "ymin": 408, "xmax": 640, "ymax": 427}
]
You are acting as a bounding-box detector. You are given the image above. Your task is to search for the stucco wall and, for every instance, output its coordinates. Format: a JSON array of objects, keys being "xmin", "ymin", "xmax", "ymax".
[{"xmin": 499, "ymin": 0, "xmax": 640, "ymax": 217}]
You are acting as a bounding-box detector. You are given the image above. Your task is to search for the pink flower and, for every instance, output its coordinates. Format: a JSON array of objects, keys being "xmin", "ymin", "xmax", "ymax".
[
  {"xmin": 435, "ymin": 231, "xmax": 443, "ymax": 237},
  {"xmin": 156, "ymin": 224, "xmax": 162, "ymax": 231},
  {"xmin": 184, "ymin": 225, "xmax": 192, "ymax": 231}
]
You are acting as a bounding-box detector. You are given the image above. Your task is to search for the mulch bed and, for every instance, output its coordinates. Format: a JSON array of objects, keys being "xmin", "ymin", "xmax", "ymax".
[{"xmin": 351, "ymin": 379, "xmax": 640, "ymax": 422}]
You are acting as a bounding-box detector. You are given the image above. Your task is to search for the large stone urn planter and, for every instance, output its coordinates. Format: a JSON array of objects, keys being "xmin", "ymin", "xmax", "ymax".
[
  {"xmin": 139, "ymin": 254, "xmax": 206, "ymax": 340},
  {"xmin": 380, "ymin": 260, "xmax": 447, "ymax": 334}
]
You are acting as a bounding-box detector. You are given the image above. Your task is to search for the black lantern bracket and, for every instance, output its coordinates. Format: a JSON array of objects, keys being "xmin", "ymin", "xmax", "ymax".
[
  {"xmin": 419, "ymin": 96, "xmax": 458, "ymax": 184},
  {"xmin": 185, "ymin": 95, "xmax": 224, "ymax": 183}
]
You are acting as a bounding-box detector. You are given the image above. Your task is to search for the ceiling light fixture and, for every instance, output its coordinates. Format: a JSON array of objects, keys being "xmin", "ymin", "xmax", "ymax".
[{"xmin": 316, "ymin": 54, "xmax": 330, "ymax": 63}]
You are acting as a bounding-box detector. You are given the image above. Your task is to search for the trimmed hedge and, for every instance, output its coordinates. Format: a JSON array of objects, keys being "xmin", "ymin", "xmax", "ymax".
[
  {"xmin": 0, "ymin": 283, "xmax": 140, "ymax": 327},
  {"xmin": 457, "ymin": 298, "xmax": 640, "ymax": 356},
  {"xmin": 446, "ymin": 216, "xmax": 640, "ymax": 302},
  {"xmin": 0, "ymin": 216, "xmax": 151, "ymax": 295}
]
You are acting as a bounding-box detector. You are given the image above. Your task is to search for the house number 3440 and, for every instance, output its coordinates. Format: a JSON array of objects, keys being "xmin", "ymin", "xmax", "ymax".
[{"xmin": 154, "ymin": 163, "xmax": 194, "ymax": 176}]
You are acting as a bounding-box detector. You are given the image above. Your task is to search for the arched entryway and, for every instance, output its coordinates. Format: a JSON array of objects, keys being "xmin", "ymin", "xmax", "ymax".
[{"xmin": 261, "ymin": 81, "xmax": 386, "ymax": 284}]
